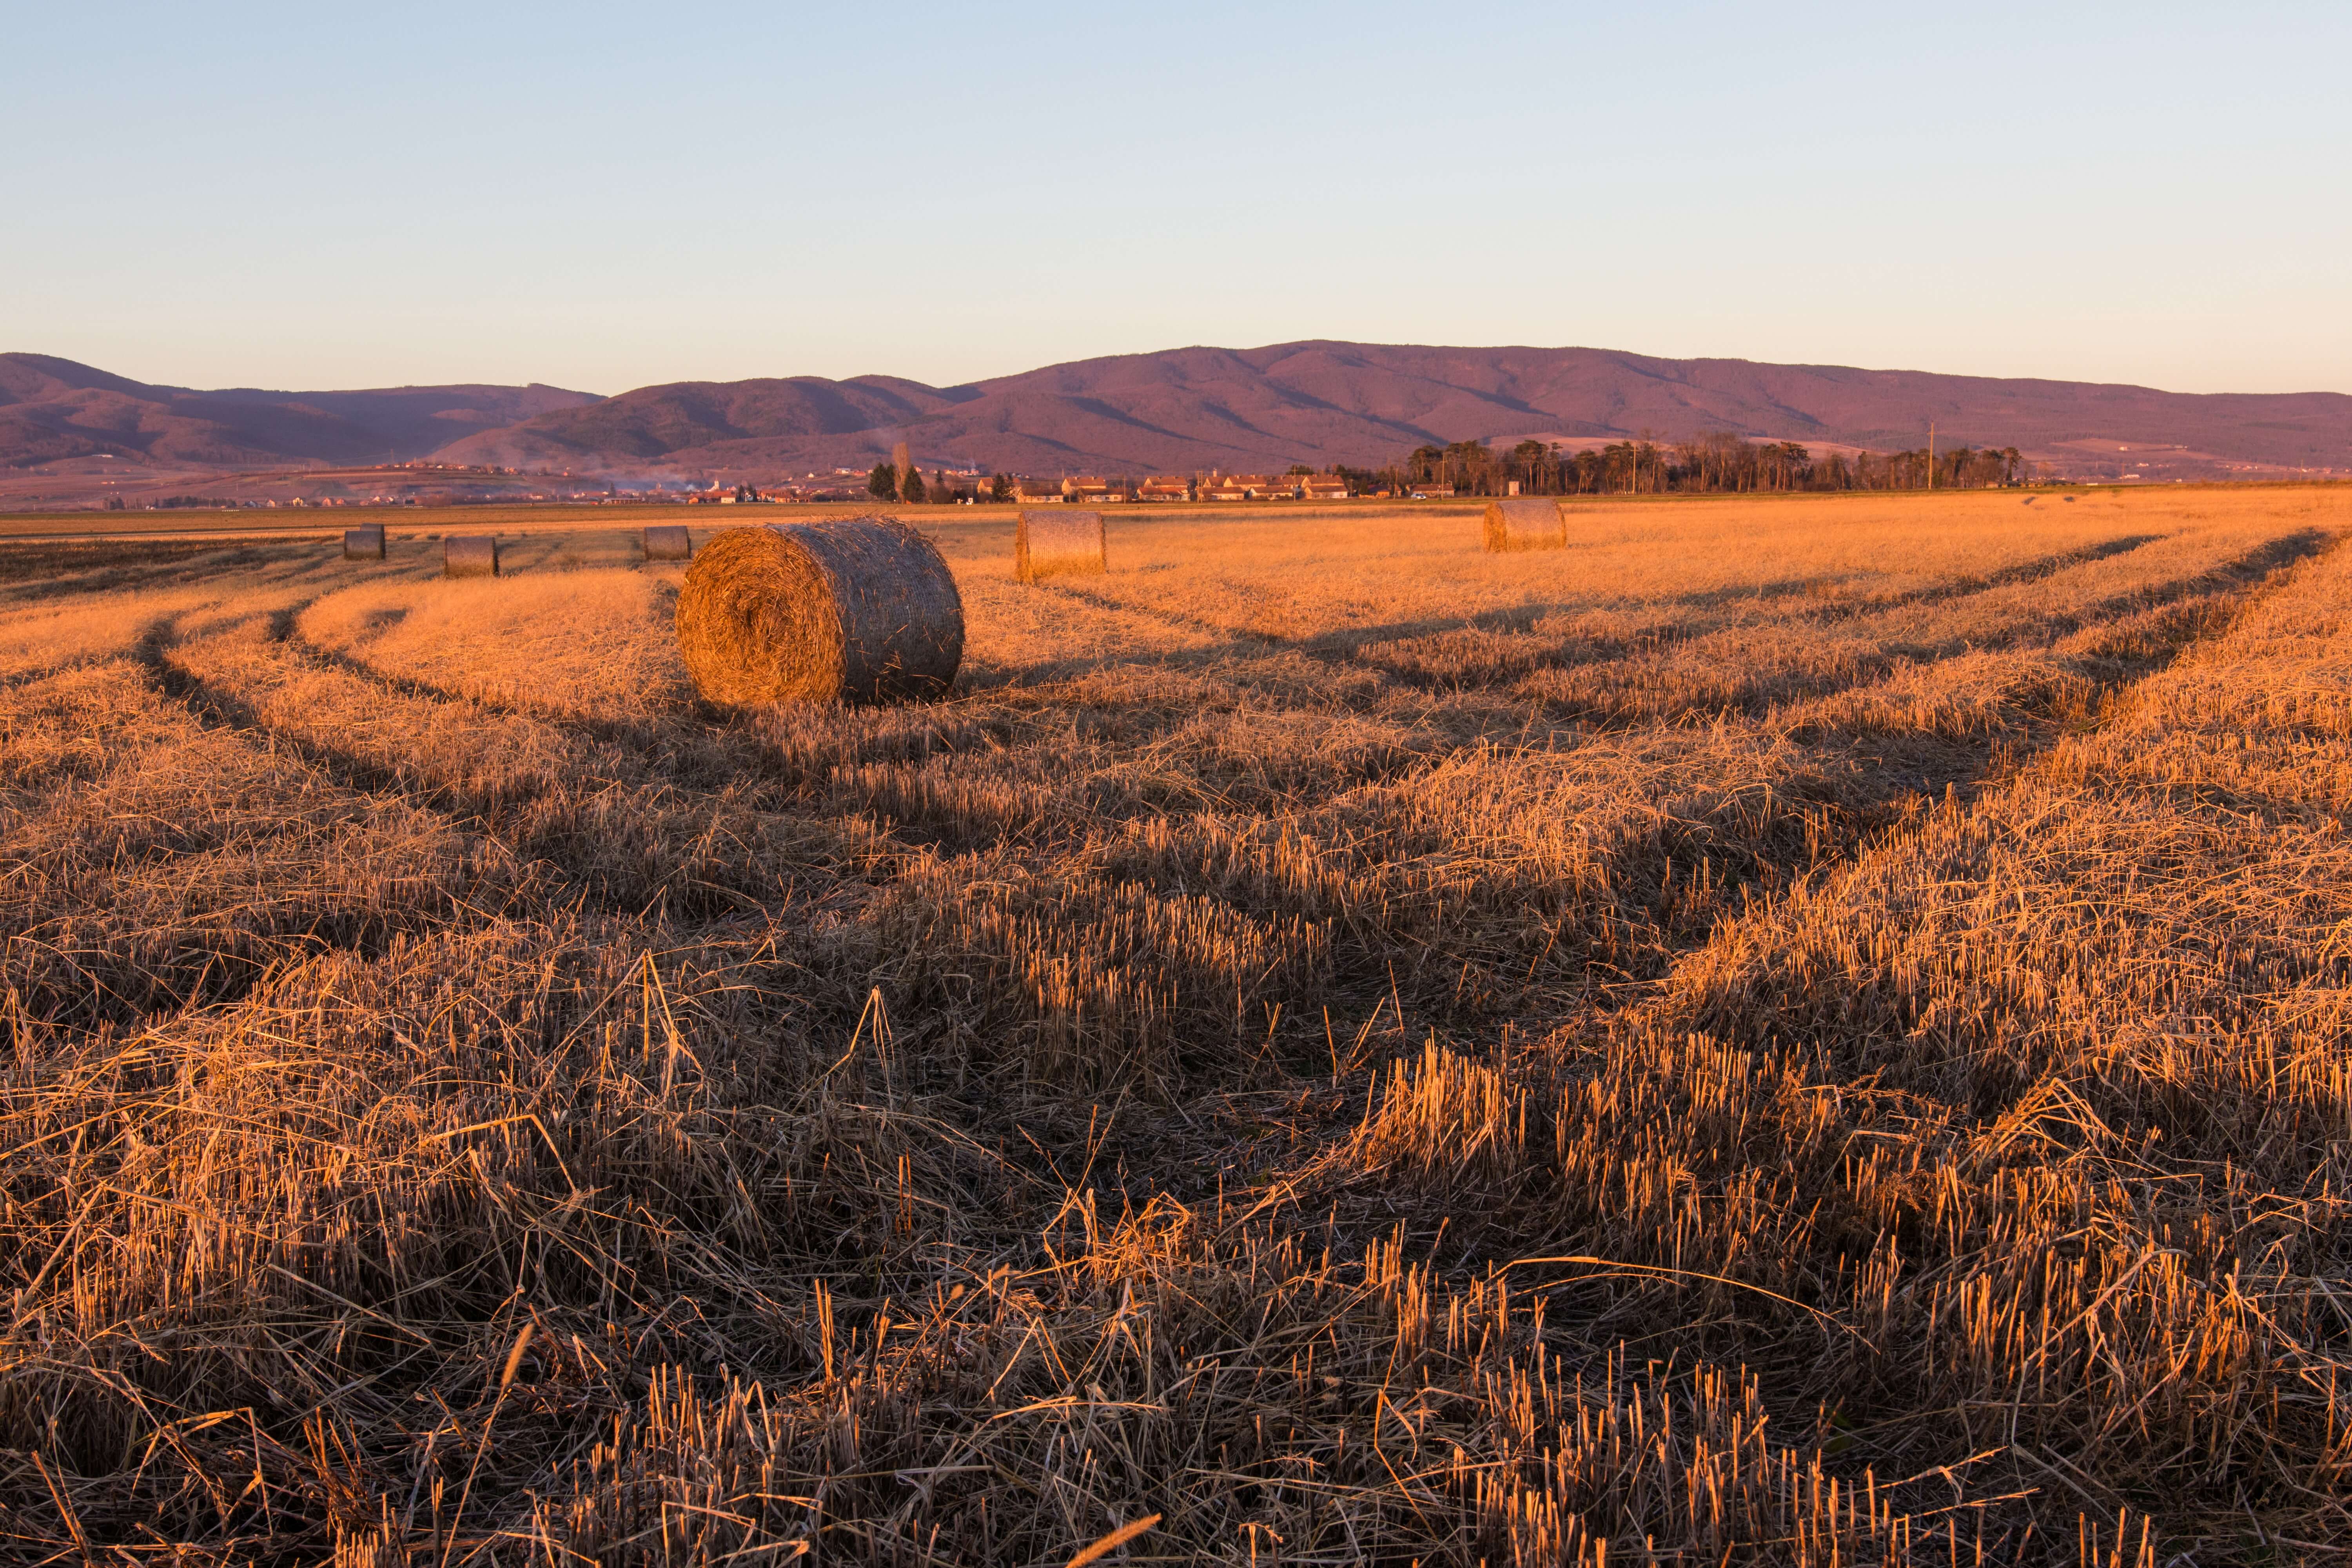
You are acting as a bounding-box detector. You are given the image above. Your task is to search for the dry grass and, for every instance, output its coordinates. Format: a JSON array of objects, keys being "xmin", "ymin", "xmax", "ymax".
[
  {"xmin": 2, "ymin": 485, "xmax": 2349, "ymax": 1564},
  {"xmin": 299, "ymin": 570, "xmax": 691, "ymax": 720}
]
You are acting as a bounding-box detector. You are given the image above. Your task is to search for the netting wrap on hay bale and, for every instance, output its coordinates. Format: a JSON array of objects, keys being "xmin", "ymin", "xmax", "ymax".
[
  {"xmin": 343, "ymin": 524, "xmax": 385, "ymax": 561},
  {"xmin": 444, "ymin": 535, "xmax": 498, "ymax": 578},
  {"xmin": 642, "ymin": 524, "xmax": 691, "ymax": 562},
  {"xmin": 1016, "ymin": 508, "xmax": 1105, "ymax": 581},
  {"xmin": 1483, "ymin": 497, "xmax": 1568, "ymax": 552},
  {"xmin": 675, "ymin": 516, "xmax": 964, "ymax": 706}
]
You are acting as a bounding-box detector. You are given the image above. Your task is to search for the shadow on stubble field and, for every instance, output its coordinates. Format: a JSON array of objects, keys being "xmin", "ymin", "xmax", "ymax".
[{"xmin": 3, "ymin": 487, "xmax": 2350, "ymax": 1564}]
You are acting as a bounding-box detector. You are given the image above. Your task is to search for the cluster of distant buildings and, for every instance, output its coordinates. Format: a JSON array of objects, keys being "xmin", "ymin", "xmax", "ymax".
[
  {"xmin": 695, "ymin": 470, "xmax": 1383, "ymax": 506},
  {"xmin": 1017, "ymin": 471, "xmax": 1353, "ymax": 504},
  {"xmin": 85, "ymin": 466, "xmax": 1449, "ymax": 513}
]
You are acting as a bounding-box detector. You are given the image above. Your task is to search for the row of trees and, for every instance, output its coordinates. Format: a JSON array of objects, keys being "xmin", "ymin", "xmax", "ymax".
[
  {"xmin": 1384, "ymin": 433, "xmax": 2029, "ymax": 497},
  {"xmin": 866, "ymin": 464, "xmax": 1023, "ymax": 504},
  {"xmin": 852, "ymin": 433, "xmax": 2027, "ymax": 506}
]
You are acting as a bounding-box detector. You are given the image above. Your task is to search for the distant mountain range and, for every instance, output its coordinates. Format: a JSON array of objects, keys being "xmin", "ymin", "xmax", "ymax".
[
  {"xmin": 7, "ymin": 343, "xmax": 2349, "ymax": 484},
  {"xmin": 0, "ymin": 354, "xmax": 597, "ymax": 470}
]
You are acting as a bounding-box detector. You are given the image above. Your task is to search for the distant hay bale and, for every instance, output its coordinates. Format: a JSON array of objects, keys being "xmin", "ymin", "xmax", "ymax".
[
  {"xmin": 1483, "ymin": 497, "xmax": 1567, "ymax": 552},
  {"xmin": 343, "ymin": 524, "xmax": 385, "ymax": 561},
  {"xmin": 1016, "ymin": 508, "xmax": 1105, "ymax": 581},
  {"xmin": 675, "ymin": 516, "xmax": 964, "ymax": 706},
  {"xmin": 444, "ymin": 535, "xmax": 498, "ymax": 578},
  {"xmin": 642, "ymin": 524, "xmax": 692, "ymax": 562}
]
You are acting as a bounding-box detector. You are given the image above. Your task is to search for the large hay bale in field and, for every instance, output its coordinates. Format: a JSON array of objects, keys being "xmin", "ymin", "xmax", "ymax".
[
  {"xmin": 343, "ymin": 524, "xmax": 385, "ymax": 560},
  {"xmin": 444, "ymin": 535, "xmax": 498, "ymax": 578},
  {"xmin": 642, "ymin": 524, "xmax": 691, "ymax": 562},
  {"xmin": 1483, "ymin": 497, "xmax": 1567, "ymax": 552},
  {"xmin": 1016, "ymin": 508, "xmax": 1105, "ymax": 581},
  {"xmin": 675, "ymin": 516, "xmax": 964, "ymax": 706}
]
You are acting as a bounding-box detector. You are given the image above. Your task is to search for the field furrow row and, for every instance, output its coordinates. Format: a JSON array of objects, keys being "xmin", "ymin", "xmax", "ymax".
[{"xmin": 2, "ymin": 490, "xmax": 2347, "ymax": 1563}]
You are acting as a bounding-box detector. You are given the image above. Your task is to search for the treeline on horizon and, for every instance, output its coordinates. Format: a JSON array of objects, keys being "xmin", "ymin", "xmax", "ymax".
[
  {"xmin": 1356, "ymin": 432, "xmax": 2028, "ymax": 497},
  {"xmin": 864, "ymin": 431, "xmax": 2027, "ymax": 504}
]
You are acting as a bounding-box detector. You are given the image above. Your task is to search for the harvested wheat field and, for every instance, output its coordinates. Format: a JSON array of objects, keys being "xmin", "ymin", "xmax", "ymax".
[{"xmin": 4, "ymin": 485, "xmax": 2350, "ymax": 1565}]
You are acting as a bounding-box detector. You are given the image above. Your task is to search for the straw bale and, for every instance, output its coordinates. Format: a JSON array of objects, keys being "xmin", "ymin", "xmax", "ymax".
[
  {"xmin": 343, "ymin": 524, "xmax": 385, "ymax": 561},
  {"xmin": 1483, "ymin": 497, "xmax": 1567, "ymax": 552},
  {"xmin": 1016, "ymin": 508, "xmax": 1105, "ymax": 581},
  {"xmin": 675, "ymin": 515, "xmax": 964, "ymax": 706},
  {"xmin": 444, "ymin": 535, "xmax": 499, "ymax": 578},
  {"xmin": 642, "ymin": 524, "xmax": 692, "ymax": 562}
]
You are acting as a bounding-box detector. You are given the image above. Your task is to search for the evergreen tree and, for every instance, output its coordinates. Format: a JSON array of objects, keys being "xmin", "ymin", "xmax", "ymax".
[
  {"xmin": 867, "ymin": 463, "xmax": 895, "ymax": 500},
  {"xmin": 901, "ymin": 469, "xmax": 927, "ymax": 503}
]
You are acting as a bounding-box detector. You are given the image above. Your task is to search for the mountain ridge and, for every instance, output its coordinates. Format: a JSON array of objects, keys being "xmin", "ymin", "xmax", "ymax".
[
  {"xmin": 7, "ymin": 345, "xmax": 2349, "ymax": 482},
  {"xmin": 437, "ymin": 341, "xmax": 2352, "ymax": 479},
  {"xmin": 0, "ymin": 354, "xmax": 600, "ymax": 469}
]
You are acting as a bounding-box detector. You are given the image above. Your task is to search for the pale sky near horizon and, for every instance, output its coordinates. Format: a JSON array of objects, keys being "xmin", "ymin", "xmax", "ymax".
[{"xmin": 6, "ymin": 2, "xmax": 2347, "ymax": 398}]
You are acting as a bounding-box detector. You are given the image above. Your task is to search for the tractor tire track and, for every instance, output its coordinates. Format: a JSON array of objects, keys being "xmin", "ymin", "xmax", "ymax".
[
  {"xmin": 135, "ymin": 616, "xmax": 917, "ymax": 927},
  {"xmin": 1117, "ymin": 530, "xmax": 2341, "ymax": 1045}
]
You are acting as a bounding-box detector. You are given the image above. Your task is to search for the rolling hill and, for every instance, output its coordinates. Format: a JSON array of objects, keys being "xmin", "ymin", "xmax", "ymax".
[
  {"xmin": 8, "ymin": 344, "xmax": 2349, "ymax": 483},
  {"xmin": 439, "ymin": 342, "xmax": 2352, "ymax": 481},
  {"xmin": 0, "ymin": 354, "xmax": 597, "ymax": 469}
]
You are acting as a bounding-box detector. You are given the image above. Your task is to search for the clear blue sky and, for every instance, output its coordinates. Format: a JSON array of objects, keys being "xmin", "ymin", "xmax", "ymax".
[{"xmin": 6, "ymin": 2, "xmax": 2346, "ymax": 396}]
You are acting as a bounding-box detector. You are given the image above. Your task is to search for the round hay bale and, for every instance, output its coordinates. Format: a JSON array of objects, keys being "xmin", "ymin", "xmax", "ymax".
[
  {"xmin": 1483, "ymin": 497, "xmax": 1567, "ymax": 552},
  {"xmin": 444, "ymin": 535, "xmax": 498, "ymax": 578},
  {"xmin": 642, "ymin": 524, "xmax": 692, "ymax": 562},
  {"xmin": 675, "ymin": 516, "xmax": 964, "ymax": 706},
  {"xmin": 343, "ymin": 524, "xmax": 386, "ymax": 561},
  {"xmin": 1016, "ymin": 508, "xmax": 1105, "ymax": 581}
]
